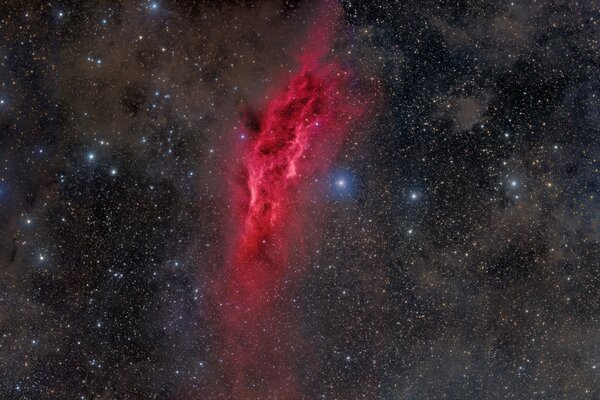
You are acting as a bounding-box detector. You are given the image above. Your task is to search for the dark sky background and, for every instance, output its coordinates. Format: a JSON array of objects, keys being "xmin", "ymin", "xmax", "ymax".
[{"xmin": 1, "ymin": 0, "xmax": 600, "ymax": 399}]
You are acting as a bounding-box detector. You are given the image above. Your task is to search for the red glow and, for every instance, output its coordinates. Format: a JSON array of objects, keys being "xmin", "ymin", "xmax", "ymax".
[
  {"xmin": 212, "ymin": 3, "xmax": 367, "ymax": 398},
  {"xmin": 227, "ymin": 63, "xmax": 358, "ymax": 313}
]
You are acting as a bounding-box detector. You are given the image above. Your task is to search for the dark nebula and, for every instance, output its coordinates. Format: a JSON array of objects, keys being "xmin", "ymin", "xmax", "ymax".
[{"xmin": 1, "ymin": 0, "xmax": 599, "ymax": 399}]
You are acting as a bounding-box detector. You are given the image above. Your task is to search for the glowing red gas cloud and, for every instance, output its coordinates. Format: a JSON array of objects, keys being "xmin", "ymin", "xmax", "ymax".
[{"xmin": 211, "ymin": 2, "xmax": 369, "ymax": 398}]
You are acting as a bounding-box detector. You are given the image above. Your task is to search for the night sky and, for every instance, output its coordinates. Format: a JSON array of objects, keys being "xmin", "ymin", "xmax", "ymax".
[{"xmin": 1, "ymin": 0, "xmax": 600, "ymax": 399}]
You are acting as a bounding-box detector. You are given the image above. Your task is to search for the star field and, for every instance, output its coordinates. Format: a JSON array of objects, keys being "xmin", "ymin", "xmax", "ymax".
[{"xmin": 1, "ymin": 0, "xmax": 599, "ymax": 399}]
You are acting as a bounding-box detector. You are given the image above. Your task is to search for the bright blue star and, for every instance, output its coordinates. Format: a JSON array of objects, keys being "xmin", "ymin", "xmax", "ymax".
[{"xmin": 330, "ymin": 170, "xmax": 357, "ymax": 200}]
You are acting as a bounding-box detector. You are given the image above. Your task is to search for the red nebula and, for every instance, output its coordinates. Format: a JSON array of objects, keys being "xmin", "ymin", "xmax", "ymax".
[
  {"xmin": 211, "ymin": 2, "xmax": 368, "ymax": 398},
  {"xmin": 226, "ymin": 63, "xmax": 358, "ymax": 316}
]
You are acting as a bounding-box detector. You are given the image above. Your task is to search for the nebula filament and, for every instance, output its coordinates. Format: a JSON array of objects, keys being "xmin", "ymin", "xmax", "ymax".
[{"xmin": 215, "ymin": 3, "xmax": 365, "ymax": 398}]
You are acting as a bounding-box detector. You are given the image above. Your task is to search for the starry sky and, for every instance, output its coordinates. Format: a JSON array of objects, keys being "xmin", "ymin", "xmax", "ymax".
[{"xmin": 1, "ymin": 0, "xmax": 600, "ymax": 399}]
